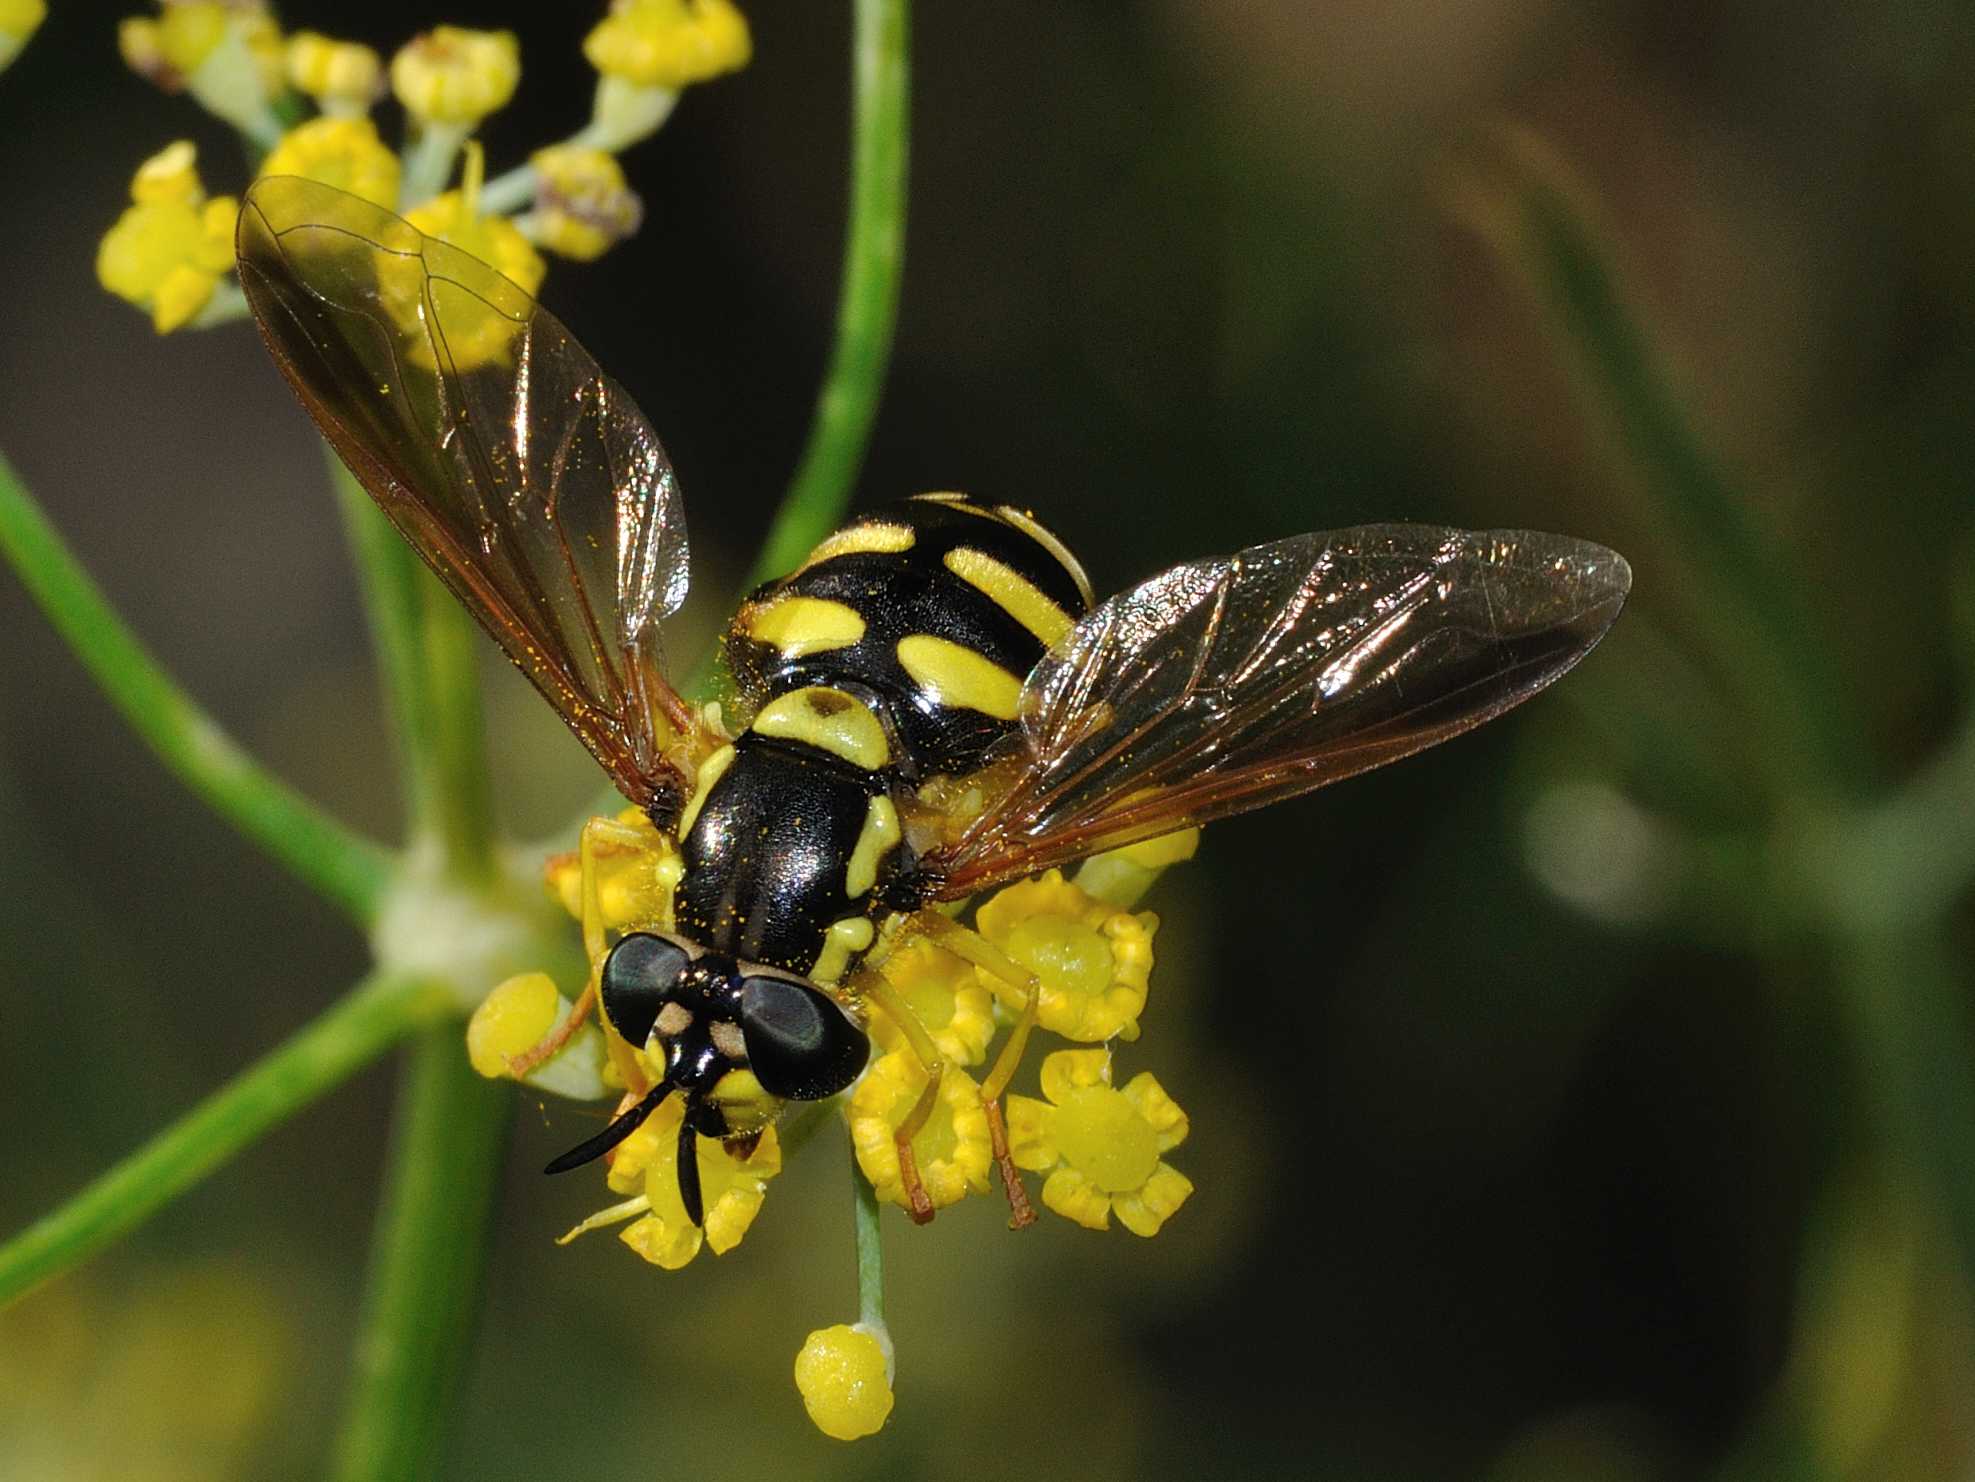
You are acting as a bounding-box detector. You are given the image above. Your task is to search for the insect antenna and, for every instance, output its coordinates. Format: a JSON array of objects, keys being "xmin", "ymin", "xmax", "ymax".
[{"xmin": 543, "ymin": 1081, "xmax": 674, "ymax": 1175}]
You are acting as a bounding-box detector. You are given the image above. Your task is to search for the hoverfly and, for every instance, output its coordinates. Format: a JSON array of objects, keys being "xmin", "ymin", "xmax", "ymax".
[{"xmin": 236, "ymin": 176, "xmax": 1631, "ymax": 1229}]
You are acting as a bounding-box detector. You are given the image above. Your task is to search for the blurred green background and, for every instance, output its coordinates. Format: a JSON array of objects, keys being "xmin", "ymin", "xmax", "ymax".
[{"xmin": 4, "ymin": 2, "xmax": 1974, "ymax": 1478}]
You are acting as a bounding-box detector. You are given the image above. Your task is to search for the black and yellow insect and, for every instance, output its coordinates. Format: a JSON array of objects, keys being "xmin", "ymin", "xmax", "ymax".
[{"xmin": 236, "ymin": 176, "xmax": 1631, "ymax": 1229}]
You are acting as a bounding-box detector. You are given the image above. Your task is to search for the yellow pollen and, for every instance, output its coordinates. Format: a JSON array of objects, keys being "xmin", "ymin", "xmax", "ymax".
[
  {"xmin": 895, "ymin": 635, "xmax": 1021, "ymax": 719},
  {"xmin": 1055, "ymin": 1086, "xmax": 1160, "ymax": 1193},
  {"xmin": 844, "ymin": 796, "xmax": 901, "ymax": 897}
]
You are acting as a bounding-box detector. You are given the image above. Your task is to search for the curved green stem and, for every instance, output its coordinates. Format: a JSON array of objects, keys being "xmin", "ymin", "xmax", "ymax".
[
  {"xmin": 328, "ymin": 457, "xmax": 496, "ymax": 884},
  {"xmin": 1469, "ymin": 132, "xmax": 1868, "ymax": 801},
  {"xmin": 0, "ymin": 972, "xmax": 451, "ymax": 1310},
  {"xmin": 330, "ymin": 1024, "xmax": 512, "ymax": 1482},
  {"xmin": 0, "ymin": 449, "xmax": 393, "ymax": 923},
  {"xmin": 853, "ymin": 1151, "xmax": 887, "ymax": 1333},
  {"xmin": 738, "ymin": 0, "xmax": 912, "ymax": 598}
]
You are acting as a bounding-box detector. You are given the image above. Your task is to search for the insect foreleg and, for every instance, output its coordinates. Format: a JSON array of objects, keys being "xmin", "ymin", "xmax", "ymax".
[{"xmin": 895, "ymin": 911, "xmax": 1040, "ymax": 1230}]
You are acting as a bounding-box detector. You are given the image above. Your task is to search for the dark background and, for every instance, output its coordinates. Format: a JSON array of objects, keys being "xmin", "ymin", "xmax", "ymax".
[{"xmin": 3, "ymin": 3, "xmax": 1972, "ymax": 1479}]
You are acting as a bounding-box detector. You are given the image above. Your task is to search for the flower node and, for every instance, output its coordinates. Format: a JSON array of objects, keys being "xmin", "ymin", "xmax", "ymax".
[
  {"xmin": 1008, "ymin": 1049, "xmax": 1193, "ymax": 1235},
  {"xmin": 530, "ymin": 146, "xmax": 645, "ymax": 261},
  {"xmin": 975, "ymin": 870, "xmax": 1158, "ymax": 1042},
  {"xmin": 794, "ymin": 1325, "xmax": 894, "ymax": 1440}
]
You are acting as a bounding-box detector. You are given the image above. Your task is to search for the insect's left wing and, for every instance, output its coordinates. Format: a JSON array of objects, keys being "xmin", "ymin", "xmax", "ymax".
[
  {"xmin": 928, "ymin": 525, "xmax": 1631, "ymax": 897},
  {"xmin": 236, "ymin": 176, "xmax": 693, "ymax": 814}
]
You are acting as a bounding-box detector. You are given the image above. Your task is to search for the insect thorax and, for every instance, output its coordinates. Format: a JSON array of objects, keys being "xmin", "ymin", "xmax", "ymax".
[{"xmin": 672, "ymin": 494, "xmax": 1092, "ymax": 980}]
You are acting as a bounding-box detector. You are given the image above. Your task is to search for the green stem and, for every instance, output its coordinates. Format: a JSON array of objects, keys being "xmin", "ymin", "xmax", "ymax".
[
  {"xmin": 327, "ymin": 457, "xmax": 496, "ymax": 883},
  {"xmin": 739, "ymin": 0, "xmax": 912, "ymax": 597},
  {"xmin": 0, "ymin": 450, "xmax": 392, "ymax": 923},
  {"xmin": 0, "ymin": 972, "xmax": 450, "ymax": 1310},
  {"xmin": 1480, "ymin": 135, "xmax": 1868, "ymax": 800},
  {"xmin": 330, "ymin": 1025, "xmax": 512, "ymax": 1482},
  {"xmin": 1832, "ymin": 924, "xmax": 1975, "ymax": 1284},
  {"xmin": 853, "ymin": 1154, "xmax": 887, "ymax": 1333}
]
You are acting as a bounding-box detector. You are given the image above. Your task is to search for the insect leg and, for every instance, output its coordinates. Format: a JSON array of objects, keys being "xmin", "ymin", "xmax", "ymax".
[
  {"xmin": 851, "ymin": 964, "xmax": 945, "ymax": 1226},
  {"xmin": 507, "ymin": 814, "xmax": 652, "ymax": 1084},
  {"xmin": 897, "ymin": 912, "xmax": 1040, "ymax": 1230}
]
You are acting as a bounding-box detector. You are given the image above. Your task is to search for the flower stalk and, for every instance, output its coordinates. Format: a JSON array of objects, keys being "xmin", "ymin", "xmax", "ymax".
[
  {"xmin": 0, "ymin": 970, "xmax": 452, "ymax": 1310},
  {"xmin": 0, "ymin": 449, "xmax": 392, "ymax": 923}
]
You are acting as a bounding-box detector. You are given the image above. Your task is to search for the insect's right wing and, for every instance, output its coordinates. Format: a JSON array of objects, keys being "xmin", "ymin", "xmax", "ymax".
[
  {"xmin": 236, "ymin": 176, "xmax": 694, "ymax": 814},
  {"xmin": 928, "ymin": 525, "xmax": 1631, "ymax": 897}
]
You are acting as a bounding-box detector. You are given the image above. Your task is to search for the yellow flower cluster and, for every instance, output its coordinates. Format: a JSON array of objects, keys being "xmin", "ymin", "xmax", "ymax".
[
  {"xmin": 96, "ymin": 142, "xmax": 239, "ymax": 333},
  {"xmin": 104, "ymin": 7, "xmax": 755, "ymax": 334}
]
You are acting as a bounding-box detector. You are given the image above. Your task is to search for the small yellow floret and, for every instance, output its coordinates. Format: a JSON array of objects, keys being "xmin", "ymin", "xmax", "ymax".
[
  {"xmin": 258, "ymin": 117, "xmax": 401, "ymax": 209},
  {"xmin": 466, "ymin": 972, "xmax": 563, "ymax": 1078},
  {"xmin": 155, "ymin": 2, "xmax": 229, "ymax": 74},
  {"xmin": 584, "ymin": 0, "xmax": 751, "ymax": 89},
  {"xmin": 1007, "ymin": 1049, "xmax": 1192, "ymax": 1236},
  {"xmin": 126, "ymin": 4, "xmax": 282, "ymax": 128},
  {"xmin": 97, "ymin": 142, "xmax": 237, "ymax": 333},
  {"xmin": 546, "ymin": 808, "xmax": 681, "ymax": 930},
  {"xmin": 391, "ymin": 26, "xmax": 519, "ymax": 126},
  {"xmin": 380, "ymin": 181, "xmax": 546, "ymax": 371},
  {"xmin": 0, "ymin": 0, "xmax": 46, "ymax": 71},
  {"xmin": 794, "ymin": 1325, "xmax": 893, "ymax": 1440},
  {"xmin": 613, "ymin": 1095, "xmax": 780, "ymax": 1268},
  {"xmin": 849, "ymin": 1051, "xmax": 991, "ymax": 1211},
  {"xmin": 974, "ymin": 870, "xmax": 1158, "ymax": 1042},
  {"xmin": 869, "ymin": 938, "xmax": 995, "ymax": 1068},
  {"xmin": 285, "ymin": 31, "xmax": 381, "ymax": 113},
  {"xmin": 529, "ymin": 146, "xmax": 643, "ymax": 261}
]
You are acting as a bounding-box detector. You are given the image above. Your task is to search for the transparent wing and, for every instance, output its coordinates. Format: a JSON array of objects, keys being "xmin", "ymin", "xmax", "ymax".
[
  {"xmin": 236, "ymin": 175, "xmax": 693, "ymax": 812},
  {"xmin": 931, "ymin": 525, "xmax": 1632, "ymax": 896}
]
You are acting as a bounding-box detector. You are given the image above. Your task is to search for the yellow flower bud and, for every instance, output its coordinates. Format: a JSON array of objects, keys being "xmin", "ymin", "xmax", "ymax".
[
  {"xmin": 258, "ymin": 116, "xmax": 401, "ymax": 209},
  {"xmin": 155, "ymin": 2, "xmax": 228, "ymax": 74},
  {"xmin": 584, "ymin": 0, "xmax": 751, "ymax": 89},
  {"xmin": 97, "ymin": 142, "xmax": 237, "ymax": 334},
  {"xmin": 130, "ymin": 139, "xmax": 203, "ymax": 206},
  {"xmin": 529, "ymin": 146, "xmax": 643, "ymax": 261},
  {"xmin": 794, "ymin": 1325, "xmax": 894, "ymax": 1440},
  {"xmin": 0, "ymin": 0, "xmax": 46, "ymax": 71},
  {"xmin": 284, "ymin": 30, "xmax": 382, "ymax": 113},
  {"xmin": 391, "ymin": 26, "xmax": 520, "ymax": 126}
]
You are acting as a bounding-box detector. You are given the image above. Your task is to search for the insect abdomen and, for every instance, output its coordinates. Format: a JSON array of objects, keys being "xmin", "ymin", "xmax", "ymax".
[
  {"xmin": 680, "ymin": 495, "xmax": 1091, "ymax": 979},
  {"xmin": 728, "ymin": 493, "xmax": 1093, "ymax": 779}
]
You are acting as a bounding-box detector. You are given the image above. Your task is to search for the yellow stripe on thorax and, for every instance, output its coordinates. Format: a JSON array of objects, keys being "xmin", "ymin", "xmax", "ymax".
[
  {"xmin": 943, "ymin": 546, "xmax": 1074, "ymax": 646},
  {"xmin": 749, "ymin": 687, "xmax": 891, "ymax": 771},
  {"xmin": 844, "ymin": 795, "xmax": 902, "ymax": 897},
  {"xmin": 745, "ymin": 594, "xmax": 866, "ymax": 658},
  {"xmin": 674, "ymin": 743, "xmax": 736, "ymax": 841},
  {"xmin": 896, "ymin": 634, "xmax": 1023, "ymax": 719}
]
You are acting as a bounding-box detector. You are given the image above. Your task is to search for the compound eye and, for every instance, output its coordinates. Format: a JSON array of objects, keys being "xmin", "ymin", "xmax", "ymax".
[
  {"xmin": 737, "ymin": 976, "xmax": 869, "ymax": 1100},
  {"xmin": 600, "ymin": 933, "xmax": 690, "ymax": 1047}
]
